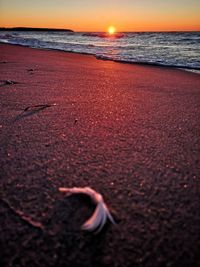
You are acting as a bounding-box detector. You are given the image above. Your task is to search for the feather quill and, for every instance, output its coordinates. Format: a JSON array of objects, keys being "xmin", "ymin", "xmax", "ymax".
[{"xmin": 59, "ymin": 187, "xmax": 115, "ymax": 233}]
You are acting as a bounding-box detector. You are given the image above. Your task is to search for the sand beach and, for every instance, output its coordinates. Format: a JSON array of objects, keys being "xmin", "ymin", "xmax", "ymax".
[{"xmin": 0, "ymin": 43, "xmax": 200, "ymax": 267}]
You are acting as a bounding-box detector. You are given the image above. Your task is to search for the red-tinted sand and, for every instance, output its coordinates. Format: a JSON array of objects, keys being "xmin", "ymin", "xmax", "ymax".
[{"xmin": 0, "ymin": 44, "xmax": 200, "ymax": 267}]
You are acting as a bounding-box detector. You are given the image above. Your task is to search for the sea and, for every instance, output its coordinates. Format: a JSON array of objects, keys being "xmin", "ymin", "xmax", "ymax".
[{"xmin": 0, "ymin": 31, "xmax": 200, "ymax": 73}]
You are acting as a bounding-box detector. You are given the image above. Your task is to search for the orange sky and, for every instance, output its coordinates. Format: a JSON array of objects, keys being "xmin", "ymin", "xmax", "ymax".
[{"xmin": 0, "ymin": 0, "xmax": 200, "ymax": 31}]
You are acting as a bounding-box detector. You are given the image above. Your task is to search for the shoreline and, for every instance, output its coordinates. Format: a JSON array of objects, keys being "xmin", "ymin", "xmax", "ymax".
[
  {"xmin": 1, "ymin": 42, "xmax": 200, "ymax": 74},
  {"xmin": 0, "ymin": 43, "xmax": 200, "ymax": 267},
  {"xmin": 0, "ymin": 27, "xmax": 73, "ymax": 32}
]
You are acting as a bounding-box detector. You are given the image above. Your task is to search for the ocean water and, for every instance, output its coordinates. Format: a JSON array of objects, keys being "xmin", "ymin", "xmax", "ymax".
[{"xmin": 0, "ymin": 31, "xmax": 200, "ymax": 72}]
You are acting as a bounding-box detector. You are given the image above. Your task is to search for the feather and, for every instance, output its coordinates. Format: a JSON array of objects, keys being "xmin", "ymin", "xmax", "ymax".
[{"xmin": 59, "ymin": 187, "xmax": 115, "ymax": 233}]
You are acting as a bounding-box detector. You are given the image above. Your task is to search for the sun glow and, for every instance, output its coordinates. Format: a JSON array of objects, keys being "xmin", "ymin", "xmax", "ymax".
[{"xmin": 108, "ymin": 26, "xmax": 116, "ymax": 35}]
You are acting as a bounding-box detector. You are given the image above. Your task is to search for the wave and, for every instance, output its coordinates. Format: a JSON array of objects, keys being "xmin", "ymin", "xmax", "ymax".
[
  {"xmin": 0, "ymin": 33, "xmax": 15, "ymax": 39},
  {"xmin": 95, "ymin": 55, "xmax": 200, "ymax": 70},
  {"xmin": 0, "ymin": 31, "xmax": 199, "ymax": 73},
  {"xmin": 82, "ymin": 32, "xmax": 125, "ymax": 39}
]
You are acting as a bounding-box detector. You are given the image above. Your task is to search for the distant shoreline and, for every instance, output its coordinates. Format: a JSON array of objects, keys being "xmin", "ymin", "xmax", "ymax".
[
  {"xmin": 0, "ymin": 27, "xmax": 74, "ymax": 32},
  {"xmin": 0, "ymin": 27, "xmax": 199, "ymax": 33}
]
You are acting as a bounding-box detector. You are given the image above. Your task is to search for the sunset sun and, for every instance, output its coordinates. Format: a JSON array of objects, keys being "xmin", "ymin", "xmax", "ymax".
[{"xmin": 108, "ymin": 26, "xmax": 116, "ymax": 35}]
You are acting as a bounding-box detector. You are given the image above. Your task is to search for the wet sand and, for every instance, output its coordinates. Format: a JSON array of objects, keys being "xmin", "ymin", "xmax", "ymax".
[{"xmin": 0, "ymin": 43, "xmax": 200, "ymax": 267}]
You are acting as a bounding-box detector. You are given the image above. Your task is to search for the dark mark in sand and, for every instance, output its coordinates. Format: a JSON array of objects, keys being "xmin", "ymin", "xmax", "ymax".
[
  {"xmin": 23, "ymin": 104, "xmax": 52, "ymax": 112},
  {"xmin": 13, "ymin": 103, "xmax": 56, "ymax": 122},
  {"xmin": 0, "ymin": 198, "xmax": 44, "ymax": 231},
  {"xmin": 27, "ymin": 68, "xmax": 35, "ymax": 74},
  {"xmin": 0, "ymin": 80, "xmax": 18, "ymax": 86}
]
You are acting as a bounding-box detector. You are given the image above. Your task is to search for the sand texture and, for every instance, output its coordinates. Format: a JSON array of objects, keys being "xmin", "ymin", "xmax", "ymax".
[{"xmin": 0, "ymin": 44, "xmax": 200, "ymax": 267}]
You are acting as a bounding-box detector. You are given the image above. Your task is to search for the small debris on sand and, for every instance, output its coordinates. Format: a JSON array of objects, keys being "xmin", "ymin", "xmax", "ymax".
[
  {"xmin": 0, "ymin": 80, "xmax": 18, "ymax": 86},
  {"xmin": 13, "ymin": 104, "xmax": 56, "ymax": 122},
  {"xmin": 59, "ymin": 187, "xmax": 116, "ymax": 233},
  {"xmin": 23, "ymin": 104, "xmax": 52, "ymax": 112}
]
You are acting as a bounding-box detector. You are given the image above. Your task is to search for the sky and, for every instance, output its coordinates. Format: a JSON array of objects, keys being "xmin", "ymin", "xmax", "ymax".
[{"xmin": 0, "ymin": 0, "xmax": 200, "ymax": 31}]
